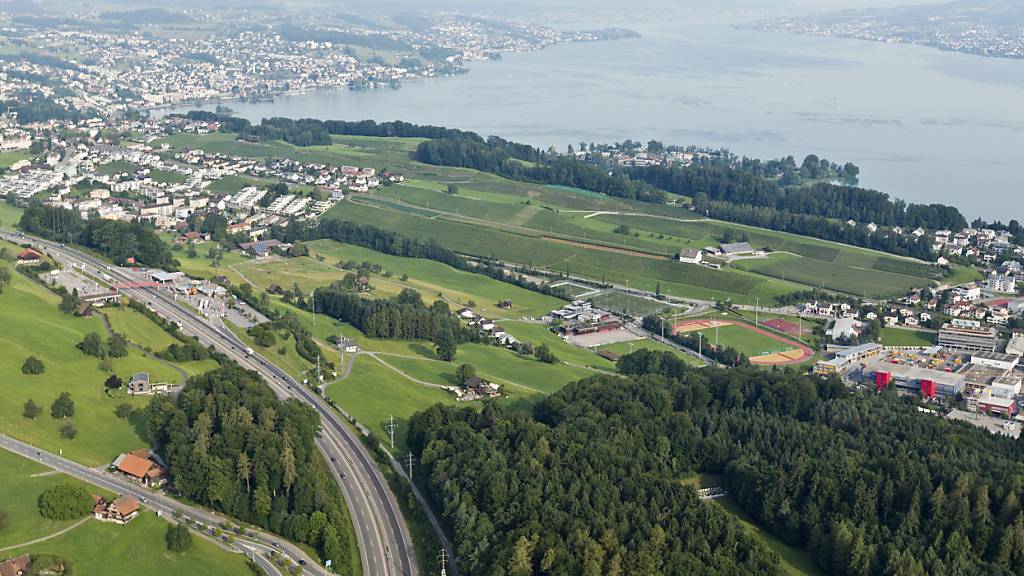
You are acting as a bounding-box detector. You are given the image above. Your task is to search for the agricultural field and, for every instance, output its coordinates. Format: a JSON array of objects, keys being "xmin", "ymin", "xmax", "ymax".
[
  {"xmin": 880, "ymin": 327, "xmax": 938, "ymax": 347},
  {"xmin": 306, "ymin": 240, "xmax": 567, "ymax": 318},
  {"xmin": 733, "ymin": 253, "xmax": 926, "ymax": 299},
  {"xmin": 156, "ymin": 132, "xmax": 953, "ymax": 303},
  {"xmin": 595, "ymin": 338, "xmax": 704, "ymax": 366},
  {"xmin": 325, "ymin": 200, "xmax": 799, "ymax": 304},
  {"xmin": 0, "ymin": 254, "xmax": 192, "ymax": 466}
]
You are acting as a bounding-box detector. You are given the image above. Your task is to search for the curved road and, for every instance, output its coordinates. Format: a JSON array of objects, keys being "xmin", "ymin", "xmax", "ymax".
[{"xmin": 5, "ymin": 233, "xmax": 421, "ymax": 576}]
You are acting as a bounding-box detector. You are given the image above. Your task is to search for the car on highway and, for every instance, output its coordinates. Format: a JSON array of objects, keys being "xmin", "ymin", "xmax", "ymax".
[
  {"xmin": 299, "ymin": 560, "xmax": 307, "ymax": 566},
  {"xmin": 340, "ymin": 472, "xmax": 347, "ymax": 479}
]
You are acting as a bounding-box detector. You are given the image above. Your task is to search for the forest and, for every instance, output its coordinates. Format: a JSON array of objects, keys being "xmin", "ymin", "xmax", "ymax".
[
  {"xmin": 409, "ymin": 349, "xmax": 1024, "ymax": 576},
  {"xmin": 18, "ymin": 205, "xmax": 177, "ymax": 268},
  {"xmin": 414, "ymin": 138, "xmax": 668, "ymax": 203},
  {"xmin": 630, "ymin": 164, "xmax": 966, "ymax": 231},
  {"xmin": 311, "ymin": 284, "xmax": 476, "ymax": 345},
  {"xmin": 145, "ymin": 364, "xmax": 355, "ymax": 573}
]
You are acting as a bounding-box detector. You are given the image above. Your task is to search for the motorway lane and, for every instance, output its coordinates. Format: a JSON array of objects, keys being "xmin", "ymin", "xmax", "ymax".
[
  {"xmin": 9, "ymin": 234, "xmax": 419, "ymax": 576},
  {"xmin": 0, "ymin": 434, "xmax": 315, "ymax": 576}
]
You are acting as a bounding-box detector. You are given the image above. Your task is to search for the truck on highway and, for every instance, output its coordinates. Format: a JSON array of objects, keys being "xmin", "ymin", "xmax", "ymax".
[{"xmin": 245, "ymin": 347, "xmax": 254, "ymax": 356}]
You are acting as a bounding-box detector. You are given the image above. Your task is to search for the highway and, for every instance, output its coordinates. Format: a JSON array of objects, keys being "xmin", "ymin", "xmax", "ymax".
[
  {"xmin": 0, "ymin": 433, "xmax": 302, "ymax": 576},
  {"xmin": 3, "ymin": 232, "xmax": 420, "ymax": 576}
]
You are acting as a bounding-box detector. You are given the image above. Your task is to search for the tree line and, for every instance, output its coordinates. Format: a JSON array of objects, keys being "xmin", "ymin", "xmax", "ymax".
[
  {"xmin": 145, "ymin": 364, "xmax": 355, "ymax": 573},
  {"xmin": 19, "ymin": 205, "xmax": 177, "ymax": 269},
  {"xmin": 630, "ymin": 164, "xmax": 966, "ymax": 231},
  {"xmin": 414, "ymin": 138, "xmax": 668, "ymax": 203}
]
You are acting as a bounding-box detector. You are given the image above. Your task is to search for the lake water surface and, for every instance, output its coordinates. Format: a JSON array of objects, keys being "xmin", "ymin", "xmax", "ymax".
[{"xmin": 167, "ymin": 16, "xmax": 1024, "ymax": 221}]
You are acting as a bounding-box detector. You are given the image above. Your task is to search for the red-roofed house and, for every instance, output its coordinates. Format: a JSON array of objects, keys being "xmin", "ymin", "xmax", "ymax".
[
  {"xmin": 111, "ymin": 450, "xmax": 167, "ymax": 487},
  {"xmin": 92, "ymin": 494, "xmax": 141, "ymax": 524},
  {"xmin": 14, "ymin": 248, "xmax": 42, "ymax": 266},
  {"xmin": 0, "ymin": 554, "xmax": 31, "ymax": 576}
]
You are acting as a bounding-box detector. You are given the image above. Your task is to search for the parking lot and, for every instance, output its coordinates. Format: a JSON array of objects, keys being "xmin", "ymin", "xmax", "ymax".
[{"xmin": 947, "ymin": 409, "xmax": 1020, "ymax": 439}]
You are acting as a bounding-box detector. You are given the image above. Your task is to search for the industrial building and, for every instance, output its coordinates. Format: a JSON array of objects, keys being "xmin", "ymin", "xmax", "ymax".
[
  {"xmin": 938, "ymin": 320, "xmax": 999, "ymax": 352},
  {"xmin": 866, "ymin": 359, "xmax": 965, "ymax": 398},
  {"xmin": 814, "ymin": 343, "xmax": 883, "ymax": 377},
  {"xmin": 971, "ymin": 351, "xmax": 1020, "ymax": 372}
]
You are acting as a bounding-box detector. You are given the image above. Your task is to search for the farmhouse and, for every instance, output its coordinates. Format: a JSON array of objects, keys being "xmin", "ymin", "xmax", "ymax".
[
  {"xmin": 238, "ymin": 239, "xmax": 283, "ymax": 257},
  {"xmin": 112, "ymin": 449, "xmax": 167, "ymax": 487},
  {"xmin": 0, "ymin": 555, "xmax": 31, "ymax": 576},
  {"xmin": 92, "ymin": 494, "xmax": 141, "ymax": 525},
  {"xmin": 461, "ymin": 375, "xmax": 501, "ymax": 400},
  {"xmin": 14, "ymin": 248, "xmax": 43, "ymax": 266},
  {"xmin": 127, "ymin": 372, "xmax": 169, "ymax": 395},
  {"xmin": 677, "ymin": 248, "xmax": 702, "ymax": 265},
  {"xmin": 719, "ymin": 242, "xmax": 755, "ymax": 256}
]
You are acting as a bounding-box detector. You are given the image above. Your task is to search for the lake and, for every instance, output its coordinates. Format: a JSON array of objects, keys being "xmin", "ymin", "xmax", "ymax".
[{"xmin": 165, "ymin": 15, "xmax": 1024, "ymax": 222}]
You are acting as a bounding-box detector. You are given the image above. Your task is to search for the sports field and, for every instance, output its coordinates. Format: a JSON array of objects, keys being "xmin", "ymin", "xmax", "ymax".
[
  {"xmin": 673, "ymin": 319, "xmax": 812, "ymax": 365},
  {"xmin": 595, "ymin": 338, "xmax": 704, "ymax": 366},
  {"xmin": 880, "ymin": 327, "xmax": 938, "ymax": 347}
]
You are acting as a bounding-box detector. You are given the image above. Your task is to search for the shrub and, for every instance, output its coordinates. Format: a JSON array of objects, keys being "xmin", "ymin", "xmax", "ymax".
[
  {"xmin": 21, "ymin": 356, "xmax": 45, "ymax": 374},
  {"xmin": 59, "ymin": 422, "xmax": 77, "ymax": 440},
  {"xmin": 23, "ymin": 399, "xmax": 41, "ymax": 419},
  {"xmin": 115, "ymin": 403, "xmax": 134, "ymax": 419},
  {"xmin": 166, "ymin": 523, "xmax": 193, "ymax": 552},
  {"xmin": 38, "ymin": 484, "xmax": 92, "ymax": 520},
  {"xmin": 105, "ymin": 374, "xmax": 124, "ymax": 390},
  {"xmin": 51, "ymin": 392, "xmax": 75, "ymax": 419}
]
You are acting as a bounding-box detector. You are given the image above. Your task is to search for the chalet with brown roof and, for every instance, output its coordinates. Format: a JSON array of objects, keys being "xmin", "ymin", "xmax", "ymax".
[
  {"xmin": 461, "ymin": 375, "xmax": 501, "ymax": 400},
  {"xmin": 0, "ymin": 554, "xmax": 31, "ymax": 576},
  {"xmin": 112, "ymin": 450, "xmax": 167, "ymax": 487},
  {"xmin": 92, "ymin": 494, "xmax": 141, "ymax": 524},
  {"xmin": 14, "ymin": 248, "xmax": 42, "ymax": 266}
]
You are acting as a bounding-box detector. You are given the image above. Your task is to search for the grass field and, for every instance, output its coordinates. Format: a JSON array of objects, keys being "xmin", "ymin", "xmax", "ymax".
[
  {"xmin": 0, "ymin": 260, "xmax": 189, "ymax": 466},
  {"xmin": 0, "ymin": 449, "xmax": 102, "ymax": 549},
  {"xmin": 326, "ymin": 356, "xmax": 456, "ymax": 455},
  {"xmin": 0, "ymin": 201, "xmax": 24, "ymax": 230},
  {"xmin": 103, "ymin": 307, "xmax": 220, "ymax": 376},
  {"xmin": 171, "ymin": 242, "xmax": 249, "ymax": 285},
  {"xmin": 5, "ymin": 509, "xmax": 255, "ymax": 576},
  {"xmin": 595, "ymin": 338, "xmax": 704, "ymax": 366},
  {"xmin": 880, "ymin": 327, "xmax": 937, "ymax": 347},
  {"xmin": 307, "ymin": 240, "xmax": 567, "ymax": 318},
  {"xmin": 0, "ymin": 150, "xmax": 30, "ymax": 168}
]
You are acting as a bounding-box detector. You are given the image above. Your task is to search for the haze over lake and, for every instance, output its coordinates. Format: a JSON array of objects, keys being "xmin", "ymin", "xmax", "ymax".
[{"xmin": 169, "ymin": 15, "xmax": 1024, "ymax": 221}]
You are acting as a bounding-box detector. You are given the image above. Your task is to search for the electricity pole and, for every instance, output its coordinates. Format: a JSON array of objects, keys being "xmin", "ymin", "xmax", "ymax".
[
  {"xmin": 310, "ymin": 289, "xmax": 316, "ymax": 326},
  {"xmin": 755, "ymin": 297, "xmax": 760, "ymax": 327},
  {"xmin": 439, "ymin": 549, "xmax": 448, "ymax": 576},
  {"xmin": 386, "ymin": 415, "xmax": 397, "ymax": 450},
  {"xmin": 406, "ymin": 452, "xmax": 415, "ymax": 480}
]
